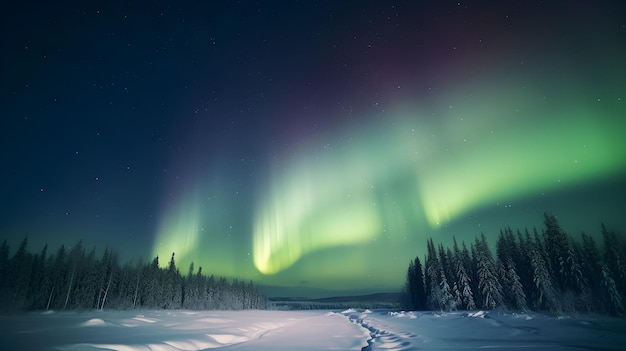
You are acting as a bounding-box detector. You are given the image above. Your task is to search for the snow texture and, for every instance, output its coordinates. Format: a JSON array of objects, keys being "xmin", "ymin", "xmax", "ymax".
[{"xmin": 1, "ymin": 309, "xmax": 625, "ymax": 350}]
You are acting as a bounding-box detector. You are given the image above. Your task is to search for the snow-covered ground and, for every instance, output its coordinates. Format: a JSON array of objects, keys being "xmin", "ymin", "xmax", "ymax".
[{"xmin": 1, "ymin": 309, "xmax": 625, "ymax": 350}]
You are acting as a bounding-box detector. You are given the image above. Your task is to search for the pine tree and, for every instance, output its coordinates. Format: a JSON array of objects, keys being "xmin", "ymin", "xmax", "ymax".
[
  {"xmin": 505, "ymin": 258, "xmax": 527, "ymax": 310},
  {"xmin": 580, "ymin": 232, "xmax": 603, "ymax": 312},
  {"xmin": 438, "ymin": 244, "xmax": 458, "ymax": 311},
  {"xmin": 528, "ymin": 237, "xmax": 559, "ymax": 312},
  {"xmin": 602, "ymin": 224, "xmax": 626, "ymax": 301},
  {"xmin": 143, "ymin": 256, "xmax": 162, "ymax": 308},
  {"xmin": 425, "ymin": 239, "xmax": 438, "ymax": 309},
  {"xmin": 517, "ymin": 229, "xmax": 537, "ymax": 303},
  {"xmin": 600, "ymin": 262, "xmax": 624, "ymax": 315},
  {"xmin": 73, "ymin": 246, "xmax": 98, "ymax": 309},
  {"xmin": 405, "ymin": 256, "xmax": 426, "ymax": 310},
  {"xmin": 423, "ymin": 255, "xmax": 432, "ymax": 309},
  {"xmin": 184, "ymin": 262, "xmax": 198, "ymax": 309},
  {"xmin": 425, "ymin": 239, "xmax": 453, "ymax": 310},
  {"xmin": 452, "ymin": 238, "xmax": 475, "ymax": 310},
  {"xmin": 543, "ymin": 213, "xmax": 581, "ymax": 294},
  {"xmin": 61, "ymin": 241, "xmax": 87, "ymax": 310},
  {"xmin": 163, "ymin": 252, "xmax": 182, "ymax": 309},
  {"xmin": 8, "ymin": 237, "xmax": 33, "ymax": 310},
  {"xmin": 495, "ymin": 230, "xmax": 527, "ymax": 310},
  {"xmin": 28, "ymin": 244, "xmax": 48, "ymax": 309},
  {"xmin": 113, "ymin": 261, "xmax": 136, "ymax": 309},
  {"xmin": 475, "ymin": 234, "xmax": 503, "ymax": 310},
  {"xmin": 438, "ymin": 267, "xmax": 455, "ymax": 311}
]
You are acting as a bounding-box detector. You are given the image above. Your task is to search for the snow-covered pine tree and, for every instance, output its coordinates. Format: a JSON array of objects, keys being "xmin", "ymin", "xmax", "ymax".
[
  {"xmin": 46, "ymin": 245, "xmax": 66, "ymax": 310},
  {"xmin": 143, "ymin": 256, "xmax": 162, "ymax": 308},
  {"xmin": 27, "ymin": 244, "xmax": 48, "ymax": 310},
  {"xmin": 543, "ymin": 213, "xmax": 581, "ymax": 294},
  {"xmin": 602, "ymin": 224, "xmax": 626, "ymax": 301},
  {"xmin": 462, "ymin": 242, "xmax": 479, "ymax": 306},
  {"xmin": 163, "ymin": 252, "xmax": 182, "ymax": 309},
  {"xmin": 528, "ymin": 237, "xmax": 559, "ymax": 312},
  {"xmin": 63, "ymin": 240, "xmax": 86, "ymax": 310},
  {"xmin": 424, "ymin": 239, "xmax": 454, "ymax": 310},
  {"xmin": 516, "ymin": 229, "xmax": 536, "ymax": 303},
  {"xmin": 205, "ymin": 274, "xmax": 216, "ymax": 309},
  {"xmin": 113, "ymin": 261, "xmax": 137, "ymax": 309},
  {"xmin": 495, "ymin": 231, "xmax": 527, "ymax": 310},
  {"xmin": 600, "ymin": 262, "xmax": 624, "ymax": 315},
  {"xmin": 496, "ymin": 230, "xmax": 509, "ymax": 264},
  {"xmin": 580, "ymin": 232, "xmax": 603, "ymax": 312},
  {"xmin": 438, "ymin": 244, "xmax": 458, "ymax": 311},
  {"xmin": 453, "ymin": 238, "xmax": 476, "ymax": 310},
  {"xmin": 184, "ymin": 262, "xmax": 199, "ymax": 309},
  {"xmin": 446, "ymin": 246, "xmax": 462, "ymax": 309},
  {"xmin": 72, "ymin": 246, "xmax": 98, "ymax": 309},
  {"xmin": 8, "ymin": 237, "xmax": 33, "ymax": 310},
  {"xmin": 425, "ymin": 238, "xmax": 439, "ymax": 309},
  {"xmin": 442, "ymin": 246, "xmax": 454, "ymax": 287},
  {"xmin": 470, "ymin": 242, "xmax": 482, "ymax": 305},
  {"xmin": 568, "ymin": 240, "xmax": 589, "ymax": 301},
  {"xmin": 194, "ymin": 267, "xmax": 205, "ymax": 309},
  {"xmin": 505, "ymin": 258, "xmax": 527, "ymax": 310},
  {"xmin": 474, "ymin": 234, "xmax": 503, "ymax": 310},
  {"xmin": 506, "ymin": 228, "xmax": 522, "ymax": 270},
  {"xmin": 438, "ymin": 267, "xmax": 456, "ymax": 311}
]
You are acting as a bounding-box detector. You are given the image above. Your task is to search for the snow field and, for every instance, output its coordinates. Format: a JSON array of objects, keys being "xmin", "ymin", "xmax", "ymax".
[
  {"xmin": 346, "ymin": 310, "xmax": 626, "ymax": 350},
  {"xmin": 1, "ymin": 309, "xmax": 625, "ymax": 350}
]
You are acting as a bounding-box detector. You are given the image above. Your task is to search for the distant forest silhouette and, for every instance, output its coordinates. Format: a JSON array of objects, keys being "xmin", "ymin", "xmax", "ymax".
[
  {"xmin": 0, "ymin": 240, "xmax": 266, "ymax": 312},
  {"xmin": 2, "ymin": 213, "xmax": 624, "ymax": 315},
  {"xmin": 403, "ymin": 214, "xmax": 626, "ymax": 315}
]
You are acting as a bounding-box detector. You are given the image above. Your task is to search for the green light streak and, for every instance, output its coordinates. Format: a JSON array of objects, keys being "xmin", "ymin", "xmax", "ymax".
[
  {"xmin": 153, "ymin": 192, "xmax": 201, "ymax": 266},
  {"xmin": 253, "ymin": 82, "xmax": 626, "ymax": 275},
  {"xmin": 253, "ymin": 157, "xmax": 384, "ymax": 274},
  {"xmin": 418, "ymin": 114, "xmax": 625, "ymax": 227}
]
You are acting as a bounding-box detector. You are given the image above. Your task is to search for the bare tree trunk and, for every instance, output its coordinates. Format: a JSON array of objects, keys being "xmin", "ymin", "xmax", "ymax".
[
  {"xmin": 100, "ymin": 270, "xmax": 113, "ymax": 310},
  {"xmin": 64, "ymin": 266, "xmax": 75, "ymax": 310},
  {"xmin": 96, "ymin": 280, "xmax": 104, "ymax": 309},
  {"xmin": 46, "ymin": 285, "xmax": 55, "ymax": 310},
  {"xmin": 132, "ymin": 272, "xmax": 140, "ymax": 309}
]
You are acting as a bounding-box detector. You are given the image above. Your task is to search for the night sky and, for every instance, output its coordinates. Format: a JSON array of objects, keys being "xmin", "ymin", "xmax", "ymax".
[{"xmin": 2, "ymin": 1, "xmax": 626, "ymax": 295}]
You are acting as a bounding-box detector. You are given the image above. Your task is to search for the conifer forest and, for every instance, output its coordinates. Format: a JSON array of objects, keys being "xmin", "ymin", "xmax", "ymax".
[
  {"xmin": 403, "ymin": 214, "xmax": 626, "ymax": 315},
  {"xmin": 1, "ymin": 213, "xmax": 625, "ymax": 316},
  {"xmin": 0, "ymin": 240, "xmax": 266, "ymax": 312}
]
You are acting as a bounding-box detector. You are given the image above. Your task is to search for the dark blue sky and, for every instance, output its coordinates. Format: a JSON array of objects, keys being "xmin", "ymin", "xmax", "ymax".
[{"xmin": 2, "ymin": 1, "xmax": 625, "ymax": 293}]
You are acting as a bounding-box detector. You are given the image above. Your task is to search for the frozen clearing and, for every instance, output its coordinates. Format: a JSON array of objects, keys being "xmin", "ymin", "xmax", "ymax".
[{"xmin": 1, "ymin": 309, "xmax": 625, "ymax": 351}]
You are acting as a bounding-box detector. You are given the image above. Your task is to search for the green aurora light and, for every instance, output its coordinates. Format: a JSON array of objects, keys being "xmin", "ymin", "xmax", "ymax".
[
  {"xmin": 152, "ymin": 75, "xmax": 626, "ymax": 290},
  {"xmin": 252, "ymin": 79, "xmax": 626, "ymax": 276}
]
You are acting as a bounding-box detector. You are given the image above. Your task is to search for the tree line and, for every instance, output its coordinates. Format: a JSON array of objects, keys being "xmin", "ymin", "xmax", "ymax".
[
  {"xmin": 0, "ymin": 239, "xmax": 266, "ymax": 312},
  {"xmin": 403, "ymin": 214, "xmax": 626, "ymax": 315}
]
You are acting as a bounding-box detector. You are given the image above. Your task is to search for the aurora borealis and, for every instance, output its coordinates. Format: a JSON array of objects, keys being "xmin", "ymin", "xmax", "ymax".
[
  {"xmin": 252, "ymin": 83, "xmax": 626, "ymax": 275},
  {"xmin": 2, "ymin": 1, "xmax": 626, "ymax": 296}
]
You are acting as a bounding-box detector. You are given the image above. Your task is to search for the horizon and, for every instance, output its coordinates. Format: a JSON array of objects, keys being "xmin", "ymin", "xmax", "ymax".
[{"xmin": 2, "ymin": 211, "xmax": 624, "ymax": 299}]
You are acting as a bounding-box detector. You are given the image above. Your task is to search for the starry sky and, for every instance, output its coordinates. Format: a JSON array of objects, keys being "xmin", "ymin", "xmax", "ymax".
[{"xmin": 2, "ymin": 1, "xmax": 626, "ymax": 296}]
